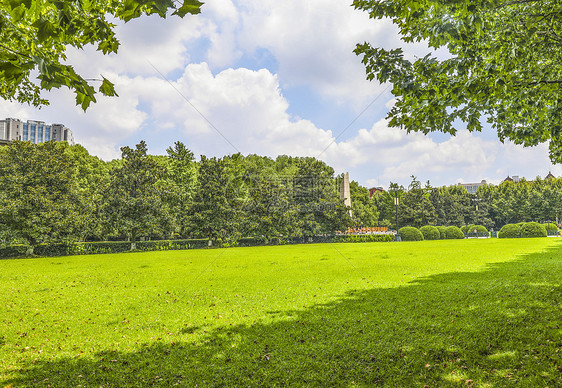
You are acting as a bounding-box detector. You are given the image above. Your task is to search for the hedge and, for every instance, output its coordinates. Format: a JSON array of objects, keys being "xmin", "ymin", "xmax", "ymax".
[
  {"xmin": 0, "ymin": 239, "xmax": 213, "ymax": 259},
  {"xmin": 498, "ymin": 224, "xmax": 521, "ymax": 238},
  {"xmin": 543, "ymin": 222, "xmax": 558, "ymax": 231},
  {"xmin": 0, "ymin": 234, "xmax": 396, "ymax": 259},
  {"xmin": 398, "ymin": 227, "xmax": 424, "ymax": 241},
  {"xmin": 445, "ymin": 226, "xmax": 465, "ymax": 239},
  {"xmin": 520, "ymin": 222, "xmax": 547, "ymax": 238},
  {"xmin": 420, "ymin": 225, "xmax": 440, "ymax": 240},
  {"xmin": 0, "ymin": 245, "xmax": 28, "ymax": 259}
]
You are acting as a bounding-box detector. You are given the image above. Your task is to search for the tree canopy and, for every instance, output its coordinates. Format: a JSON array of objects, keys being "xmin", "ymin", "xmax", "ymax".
[
  {"xmin": 354, "ymin": 0, "xmax": 562, "ymax": 162},
  {"xmin": 0, "ymin": 0, "xmax": 203, "ymax": 109}
]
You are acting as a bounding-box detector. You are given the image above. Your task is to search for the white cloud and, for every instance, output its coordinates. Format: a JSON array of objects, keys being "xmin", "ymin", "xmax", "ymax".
[
  {"xmin": 1, "ymin": 0, "xmax": 558, "ymax": 190},
  {"xmin": 235, "ymin": 0, "xmax": 391, "ymax": 103}
]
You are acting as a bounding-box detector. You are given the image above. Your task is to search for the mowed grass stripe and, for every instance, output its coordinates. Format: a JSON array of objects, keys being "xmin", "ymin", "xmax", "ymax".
[{"xmin": 1, "ymin": 238, "xmax": 560, "ymax": 387}]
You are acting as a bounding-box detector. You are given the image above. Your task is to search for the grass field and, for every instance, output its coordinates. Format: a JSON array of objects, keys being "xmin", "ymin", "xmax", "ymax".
[{"xmin": 1, "ymin": 239, "xmax": 561, "ymax": 387}]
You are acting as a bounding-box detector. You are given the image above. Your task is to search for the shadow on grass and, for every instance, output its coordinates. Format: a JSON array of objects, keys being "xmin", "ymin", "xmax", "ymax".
[{"xmin": 5, "ymin": 247, "xmax": 562, "ymax": 387}]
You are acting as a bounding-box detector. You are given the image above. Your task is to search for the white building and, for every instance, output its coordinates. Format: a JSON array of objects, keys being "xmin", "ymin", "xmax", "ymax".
[
  {"xmin": 0, "ymin": 118, "xmax": 74, "ymax": 145},
  {"xmin": 0, "ymin": 118, "xmax": 23, "ymax": 142},
  {"xmin": 458, "ymin": 180, "xmax": 488, "ymax": 194}
]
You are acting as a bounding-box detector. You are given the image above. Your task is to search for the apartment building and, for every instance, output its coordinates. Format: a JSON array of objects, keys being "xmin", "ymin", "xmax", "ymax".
[{"xmin": 0, "ymin": 118, "xmax": 74, "ymax": 145}]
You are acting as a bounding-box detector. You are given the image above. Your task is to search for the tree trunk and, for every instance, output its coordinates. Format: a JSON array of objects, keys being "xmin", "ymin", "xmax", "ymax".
[{"xmin": 131, "ymin": 229, "xmax": 137, "ymax": 250}]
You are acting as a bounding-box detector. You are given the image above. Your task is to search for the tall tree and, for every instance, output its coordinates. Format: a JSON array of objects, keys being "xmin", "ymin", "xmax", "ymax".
[
  {"xmin": 188, "ymin": 155, "xmax": 242, "ymax": 242},
  {"xmin": 293, "ymin": 158, "xmax": 351, "ymax": 237},
  {"xmin": 102, "ymin": 141, "xmax": 168, "ymax": 249},
  {"xmin": 64, "ymin": 143, "xmax": 110, "ymax": 240},
  {"xmin": 399, "ymin": 176, "xmax": 436, "ymax": 227},
  {"xmin": 0, "ymin": 0, "xmax": 203, "ymax": 109},
  {"xmin": 349, "ymin": 180, "xmax": 379, "ymax": 227},
  {"xmin": 164, "ymin": 141, "xmax": 198, "ymax": 237},
  {"xmin": 354, "ymin": 0, "xmax": 562, "ymax": 162},
  {"xmin": 0, "ymin": 141, "xmax": 84, "ymax": 254}
]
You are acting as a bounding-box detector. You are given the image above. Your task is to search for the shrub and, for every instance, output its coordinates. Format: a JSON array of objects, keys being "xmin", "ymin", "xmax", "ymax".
[
  {"xmin": 475, "ymin": 225, "xmax": 488, "ymax": 234},
  {"xmin": 543, "ymin": 222, "xmax": 558, "ymax": 231},
  {"xmin": 398, "ymin": 227, "xmax": 424, "ymax": 241},
  {"xmin": 420, "ymin": 225, "xmax": 440, "ymax": 240},
  {"xmin": 437, "ymin": 226, "xmax": 447, "ymax": 240},
  {"xmin": 465, "ymin": 224, "xmax": 488, "ymax": 237},
  {"xmin": 445, "ymin": 226, "xmax": 465, "ymax": 239},
  {"xmin": 520, "ymin": 222, "xmax": 547, "ymax": 238},
  {"xmin": 460, "ymin": 225, "xmax": 470, "ymax": 234},
  {"xmin": 498, "ymin": 224, "xmax": 521, "ymax": 238}
]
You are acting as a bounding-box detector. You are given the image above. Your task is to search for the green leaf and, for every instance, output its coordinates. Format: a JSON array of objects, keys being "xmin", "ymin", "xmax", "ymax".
[
  {"xmin": 173, "ymin": 0, "xmax": 203, "ymax": 17},
  {"xmin": 99, "ymin": 77, "xmax": 118, "ymax": 97}
]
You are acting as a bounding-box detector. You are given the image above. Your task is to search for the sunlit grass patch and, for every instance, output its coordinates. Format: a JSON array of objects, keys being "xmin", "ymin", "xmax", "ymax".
[{"xmin": 0, "ymin": 238, "xmax": 561, "ymax": 386}]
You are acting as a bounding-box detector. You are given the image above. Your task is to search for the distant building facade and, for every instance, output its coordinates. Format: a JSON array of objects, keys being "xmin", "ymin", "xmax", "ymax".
[
  {"xmin": 0, "ymin": 118, "xmax": 23, "ymax": 142},
  {"xmin": 368, "ymin": 186, "xmax": 384, "ymax": 197},
  {"xmin": 0, "ymin": 118, "xmax": 74, "ymax": 145},
  {"xmin": 458, "ymin": 180, "xmax": 487, "ymax": 194}
]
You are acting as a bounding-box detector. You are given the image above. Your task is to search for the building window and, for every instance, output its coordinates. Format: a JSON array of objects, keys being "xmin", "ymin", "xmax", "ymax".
[{"xmin": 30, "ymin": 124, "xmax": 36, "ymax": 143}]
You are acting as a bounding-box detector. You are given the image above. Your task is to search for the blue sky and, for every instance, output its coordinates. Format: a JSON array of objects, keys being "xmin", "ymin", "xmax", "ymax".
[{"xmin": 0, "ymin": 0, "xmax": 558, "ymax": 189}]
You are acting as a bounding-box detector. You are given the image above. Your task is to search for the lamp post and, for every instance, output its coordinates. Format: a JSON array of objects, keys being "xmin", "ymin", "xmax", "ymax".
[
  {"xmin": 394, "ymin": 190, "xmax": 400, "ymax": 241},
  {"xmin": 475, "ymin": 203, "xmax": 479, "ymax": 225},
  {"xmin": 472, "ymin": 197, "xmax": 481, "ymax": 237}
]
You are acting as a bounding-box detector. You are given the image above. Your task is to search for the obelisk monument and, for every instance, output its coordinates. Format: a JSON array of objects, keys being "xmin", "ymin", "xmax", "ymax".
[{"xmin": 340, "ymin": 172, "xmax": 352, "ymax": 216}]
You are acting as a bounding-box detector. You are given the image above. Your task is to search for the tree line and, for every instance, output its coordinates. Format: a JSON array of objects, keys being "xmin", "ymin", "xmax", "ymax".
[
  {"xmin": 1, "ymin": 141, "xmax": 560, "ymax": 253},
  {"xmin": 0, "ymin": 141, "xmax": 353, "ymax": 253},
  {"xmin": 372, "ymin": 176, "xmax": 562, "ymax": 231}
]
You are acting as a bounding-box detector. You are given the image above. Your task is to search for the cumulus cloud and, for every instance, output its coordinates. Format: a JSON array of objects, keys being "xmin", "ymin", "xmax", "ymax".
[
  {"xmin": 1, "ymin": 0, "xmax": 557, "ymax": 189},
  {"xmin": 235, "ymin": 0, "xmax": 393, "ymax": 103}
]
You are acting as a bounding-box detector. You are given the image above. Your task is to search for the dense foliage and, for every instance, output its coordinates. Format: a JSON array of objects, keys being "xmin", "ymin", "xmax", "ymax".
[
  {"xmin": 354, "ymin": 0, "xmax": 562, "ymax": 162},
  {"xmin": 0, "ymin": 141, "xmax": 353, "ymax": 251},
  {"xmin": 1, "ymin": 142, "xmax": 559, "ymax": 254},
  {"xmin": 373, "ymin": 176, "xmax": 562, "ymax": 231},
  {"xmin": 0, "ymin": 141, "xmax": 89, "ymax": 254},
  {"xmin": 0, "ymin": 0, "xmax": 203, "ymax": 109}
]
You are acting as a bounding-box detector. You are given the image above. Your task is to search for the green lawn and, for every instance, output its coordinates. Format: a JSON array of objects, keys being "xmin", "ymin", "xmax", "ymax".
[{"xmin": 1, "ymin": 239, "xmax": 561, "ymax": 387}]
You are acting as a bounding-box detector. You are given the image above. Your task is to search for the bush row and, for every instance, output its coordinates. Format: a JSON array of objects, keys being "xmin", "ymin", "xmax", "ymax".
[
  {"xmin": 0, "ymin": 234, "xmax": 395, "ymax": 259},
  {"xmin": 498, "ymin": 222, "xmax": 548, "ymax": 238},
  {"xmin": 398, "ymin": 225, "xmax": 465, "ymax": 241}
]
